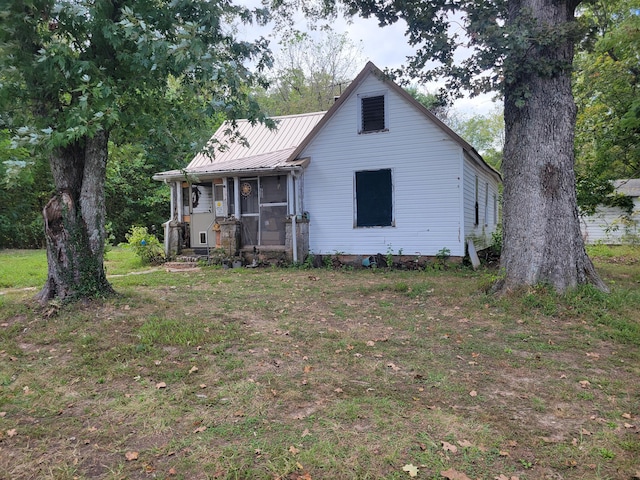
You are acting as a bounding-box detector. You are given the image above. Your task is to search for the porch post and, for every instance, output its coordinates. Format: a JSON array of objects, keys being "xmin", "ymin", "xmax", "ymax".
[{"xmin": 233, "ymin": 177, "xmax": 240, "ymax": 219}]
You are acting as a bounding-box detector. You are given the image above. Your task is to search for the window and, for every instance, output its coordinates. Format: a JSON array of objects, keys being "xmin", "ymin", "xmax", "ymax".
[
  {"xmin": 199, "ymin": 231, "xmax": 207, "ymax": 244},
  {"xmin": 474, "ymin": 175, "xmax": 479, "ymax": 226},
  {"xmin": 355, "ymin": 169, "xmax": 393, "ymax": 227},
  {"xmin": 360, "ymin": 94, "xmax": 386, "ymax": 133},
  {"xmin": 484, "ymin": 182, "xmax": 489, "ymax": 226},
  {"xmin": 493, "ymin": 193, "xmax": 498, "ymax": 226}
]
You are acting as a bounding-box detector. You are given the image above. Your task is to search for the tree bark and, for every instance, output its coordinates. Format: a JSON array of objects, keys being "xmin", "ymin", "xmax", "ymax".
[
  {"xmin": 36, "ymin": 130, "xmax": 115, "ymax": 304},
  {"xmin": 498, "ymin": 0, "xmax": 608, "ymax": 293}
]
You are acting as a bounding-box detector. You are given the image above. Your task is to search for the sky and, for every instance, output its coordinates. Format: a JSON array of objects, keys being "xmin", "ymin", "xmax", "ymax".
[{"xmin": 236, "ymin": 4, "xmax": 500, "ymax": 117}]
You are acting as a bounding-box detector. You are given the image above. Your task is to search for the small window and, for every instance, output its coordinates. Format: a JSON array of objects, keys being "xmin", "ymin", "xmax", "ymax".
[
  {"xmin": 474, "ymin": 175, "xmax": 479, "ymax": 226},
  {"xmin": 493, "ymin": 193, "xmax": 498, "ymax": 226},
  {"xmin": 484, "ymin": 182, "xmax": 489, "ymax": 226},
  {"xmin": 360, "ymin": 95, "xmax": 385, "ymax": 133},
  {"xmin": 355, "ymin": 169, "xmax": 393, "ymax": 227},
  {"xmin": 199, "ymin": 232, "xmax": 207, "ymax": 244}
]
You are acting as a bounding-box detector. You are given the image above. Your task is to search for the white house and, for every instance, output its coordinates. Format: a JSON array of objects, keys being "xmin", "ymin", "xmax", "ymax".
[
  {"xmin": 153, "ymin": 62, "xmax": 502, "ymax": 264},
  {"xmin": 580, "ymin": 179, "xmax": 640, "ymax": 244}
]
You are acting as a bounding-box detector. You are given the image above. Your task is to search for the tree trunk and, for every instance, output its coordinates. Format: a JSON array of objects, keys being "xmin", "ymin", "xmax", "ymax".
[
  {"xmin": 36, "ymin": 130, "xmax": 115, "ymax": 304},
  {"xmin": 498, "ymin": 0, "xmax": 607, "ymax": 293}
]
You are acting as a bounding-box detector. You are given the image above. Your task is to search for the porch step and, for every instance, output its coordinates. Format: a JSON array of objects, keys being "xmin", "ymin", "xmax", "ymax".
[{"xmin": 164, "ymin": 261, "xmax": 201, "ymax": 272}]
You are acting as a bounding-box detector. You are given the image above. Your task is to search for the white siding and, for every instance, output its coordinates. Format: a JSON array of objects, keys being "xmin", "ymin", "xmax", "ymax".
[
  {"xmin": 463, "ymin": 155, "xmax": 500, "ymax": 251},
  {"xmin": 300, "ymin": 74, "xmax": 466, "ymax": 257},
  {"xmin": 580, "ymin": 199, "xmax": 640, "ymax": 244}
]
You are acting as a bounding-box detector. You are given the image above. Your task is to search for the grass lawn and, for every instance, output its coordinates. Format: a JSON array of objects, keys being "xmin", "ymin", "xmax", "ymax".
[{"xmin": 0, "ymin": 246, "xmax": 639, "ymax": 479}]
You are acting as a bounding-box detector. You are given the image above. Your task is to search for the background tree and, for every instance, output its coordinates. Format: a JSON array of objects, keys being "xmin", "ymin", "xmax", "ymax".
[
  {"xmin": 0, "ymin": 131, "xmax": 52, "ymax": 249},
  {"xmin": 0, "ymin": 1, "xmax": 271, "ymax": 303},
  {"xmin": 574, "ymin": 0, "xmax": 640, "ymax": 215},
  {"xmin": 404, "ymin": 86, "xmax": 451, "ymax": 122},
  {"xmin": 273, "ymin": 0, "xmax": 607, "ymax": 292},
  {"xmin": 255, "ymin": 30, "xmax": 364, "ymax": 115},
  {"xmin": 448, "ymin": 110, "xmax": 504, "ymax": 170}
]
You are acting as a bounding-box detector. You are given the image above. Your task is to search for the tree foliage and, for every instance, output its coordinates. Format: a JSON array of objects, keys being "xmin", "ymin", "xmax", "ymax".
[
  {"xmin": 0, "ymin": 1, "xmax": 273, "ymax": 302},
  {"xmin": 255, "ymin": 30, "xmax": 364, "ymax": 115},
  {"xmin": 574, "ymin": 0, "xmax": 640, "ymax": 214},
  {"xmin": 448, "ymin": 110, "xmax": 504, "ymax": 170},
  {"xmin": 0, "ymin": 131, "xmax": 52, "ymax": 248}
]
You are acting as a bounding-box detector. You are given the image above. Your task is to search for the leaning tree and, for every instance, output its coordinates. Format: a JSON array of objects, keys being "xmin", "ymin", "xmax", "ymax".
[
  {"xmin": 0, "ymin": 1, "xmax": 272, "ymax": 303},
  {"xmin": 274, "ymin": 0, "xmax": 608, "ymax": 292}
]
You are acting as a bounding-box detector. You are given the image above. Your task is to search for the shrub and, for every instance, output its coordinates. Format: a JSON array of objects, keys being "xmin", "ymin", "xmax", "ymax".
[{"xmin": 124, "ymin": 226, "xmax": 164, "ymax": 265}]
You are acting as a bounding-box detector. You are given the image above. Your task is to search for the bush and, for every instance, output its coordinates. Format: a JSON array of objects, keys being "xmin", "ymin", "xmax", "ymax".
[{"xmin": 124, "ymin": 226, "xmax": 165, "ymax": 265}]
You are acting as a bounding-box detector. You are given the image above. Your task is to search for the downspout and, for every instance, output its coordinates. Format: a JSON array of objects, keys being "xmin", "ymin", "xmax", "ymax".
[
  {"xmin": 163, "ymin": 179, "xmax": 174, "ymax": 256},
  {"xmin": 290, "ymin": 169, "xmax": 303, "ymax": 264}
]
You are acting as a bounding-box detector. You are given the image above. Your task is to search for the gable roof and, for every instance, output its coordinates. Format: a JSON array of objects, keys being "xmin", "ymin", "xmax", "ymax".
[
  {"xmin": 286, "ymin": 61, "xmax": 501, "ymax": 183},
  {"xmin": 153, "ymin": 62, "xmax": 501, "ymax": 183},
  {"xmin": 153, "ymin": 111, "xmax": 324, "ymax": 181}
]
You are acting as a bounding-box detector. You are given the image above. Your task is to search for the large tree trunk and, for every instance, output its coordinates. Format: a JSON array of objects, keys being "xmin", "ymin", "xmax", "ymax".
[
  {"xmin": 498, "ymin": 0, "xmax": 607, "ymax": 293},
  {"xmin": 36, "ymin": 130, "xmax": 115, "ymax": 304}
]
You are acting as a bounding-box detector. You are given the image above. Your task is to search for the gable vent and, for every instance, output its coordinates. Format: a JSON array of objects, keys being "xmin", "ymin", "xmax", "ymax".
[{"xmin": 361, "ymin": 95, "xmax": 385, "ymax": 132}]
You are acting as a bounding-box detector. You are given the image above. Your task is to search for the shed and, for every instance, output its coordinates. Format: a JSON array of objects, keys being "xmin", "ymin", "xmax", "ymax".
[{"xmin": 580, "ymin": 179, "xmax": 640, "ymax": 244}]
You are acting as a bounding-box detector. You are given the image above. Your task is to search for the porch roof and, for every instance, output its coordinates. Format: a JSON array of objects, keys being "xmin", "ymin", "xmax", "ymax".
[{"xmin": 152, "ymin": 147, "xmax": 310, "ymax": 182}]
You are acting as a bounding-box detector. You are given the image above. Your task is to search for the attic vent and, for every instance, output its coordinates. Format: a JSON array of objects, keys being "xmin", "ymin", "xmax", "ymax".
[{"xmin": 361, "ymin": 95, "xmax": 385, "ymax": 132}]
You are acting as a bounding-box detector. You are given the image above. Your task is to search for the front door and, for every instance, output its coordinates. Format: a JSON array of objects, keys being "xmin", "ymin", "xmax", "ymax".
[{"xmin": 239, "ymin": 176, "xmax": 288, "ymax": 247}]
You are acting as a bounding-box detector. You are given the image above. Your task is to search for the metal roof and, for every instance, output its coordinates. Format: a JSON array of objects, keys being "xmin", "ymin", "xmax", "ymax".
[
  {"xmin": 189, "ymin": 111, "xmax": 325, "ymax": 169},
  {"xmin": 153, "ymin": 112, "xmax": 324, "ymax": 181}
]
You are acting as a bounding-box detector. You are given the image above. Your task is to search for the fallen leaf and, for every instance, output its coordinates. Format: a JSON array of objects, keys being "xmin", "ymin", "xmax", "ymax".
[
  {"xmin": 0, "ymin": 412, "xmax": 6, "ymax": 417},
  {"xmin": 304, "ymin": 365, "xmax": 313, "ymax": 373},
  {"xmin": 469, "ymin": 390, "xmax": 478, "ymax": 397},
  {"xmin": 366, "ymin": 341, "xmax": 375, "ymax": 347},
  {"xmin": 7, "ymin": 429, "xmax": 17, "ymax": 437},
  {"xmin": 156, "ymin": 382, "xmax": 167, "ymax": 389},
  {"xmin": 199, "ymin": 384, "xmax": 207, "ymax": 389},
  {"xmin": 624, "ymin": 423, "xmax": 635, "ymax": 429},
  {"xmin": 440, "ymin": 468, "xmax": 472, "ymax": 480},
  {"xmin": 580, "ymin": 428, "xmax": 592, "ymax": 436},
  {"xmin": 499, "ymin": 450, "xmax": 510, "ymax": 457},
  {"xmin": 168, "ymin": 467, "xmax": 177, "ymax": 476},
  {"xmin": 387, "ymin": 362, "xmax": 401, "ymax": 371},
  {"xmin": 301, "ymin": 428, "xmax": 311, "ymax": 438},
  {"xmin": 189, "ymin": 366, "xmax": 198, "ymax": 374},
  {"xmin": 622, "ymin": 413, "xmax": 632, "ymax": 419},
  {"xmin": 579, "ymin": 380, "xmax": 591, "ymax": 388},
  {"xmin": 402, "ymin": 464, "xmax": 419, "ymax": 477},
  {"xmin": 125, "ymin": 451, "xmax": 139, "ymax": 461},
  {"xmin": 457, "ymin": 439, "xmax": 473, "ymax": 448},
  {"xmin": 442, "ymin": 441, "xmax": 458, "ymax": 453},
  {"xmin": 334, "ymin": 387, "xmax": 343, "ymax": 393},
  {"xmin": 193, "ymin": 426, "xmax": 207, "ymax": 433},
  {"xmin": 289, "ymin": 445, "xmax": 300, "ymax": 455}
]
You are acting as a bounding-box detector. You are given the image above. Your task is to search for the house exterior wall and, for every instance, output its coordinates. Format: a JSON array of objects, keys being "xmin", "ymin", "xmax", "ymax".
[
  {"xmin": 463, "ymin": 155, "xmax": 501, "ymax": 251},
  {"xmin": 300, "ymin": 74, "xmax": 467, "ymax": 257},
  {"xmin": 580, "ymin": 198, "xmax": 640, "ymax": 244}
]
